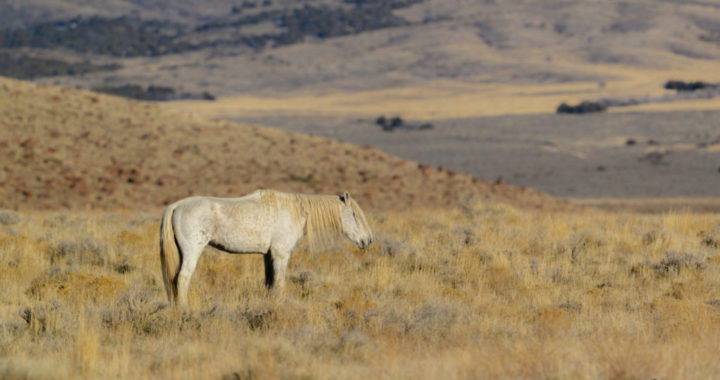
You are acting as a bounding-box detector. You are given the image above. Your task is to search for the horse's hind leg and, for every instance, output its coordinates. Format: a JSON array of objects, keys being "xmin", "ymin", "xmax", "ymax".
[{"xmin": 176, "ymin": 241, "xmax": 205, "ymax": 307}]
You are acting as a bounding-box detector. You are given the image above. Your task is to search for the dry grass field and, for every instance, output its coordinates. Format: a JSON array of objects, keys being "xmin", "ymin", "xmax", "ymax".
[
  {"xmin": 2, "ymin": 202, "xmax": 720, "ymax": 379},
  {"xmin": 165, "ymin": 59, "xmax": 720, "ymax": 121},
  {"xmin": 3, "ymin": 2, "xmax": 720, "ymax": 378}
]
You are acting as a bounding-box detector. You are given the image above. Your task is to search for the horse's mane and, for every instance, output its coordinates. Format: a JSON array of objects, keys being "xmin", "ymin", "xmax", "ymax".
[
  {"xmin": 349, "ymin": 198, "xmax": 371, "ymax": 240},
  {"xmin": 259, "ymin": 190, "xmax": 344, "ymax": 248}
]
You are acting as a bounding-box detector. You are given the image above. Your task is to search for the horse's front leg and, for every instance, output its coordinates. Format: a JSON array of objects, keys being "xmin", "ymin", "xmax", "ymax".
[
  {"xmin": 263, "ymin": 249, "xmax": 290, "ymax": 295},
  {"xmin": 263, "ymin": 252, "xmax": 275, "ymax": 288}
]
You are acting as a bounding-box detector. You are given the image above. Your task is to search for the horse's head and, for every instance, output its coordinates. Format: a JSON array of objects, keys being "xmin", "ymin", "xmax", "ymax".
[{"xmin": 339, "ymin": 192, "xmax": 373, "ymax": 249}]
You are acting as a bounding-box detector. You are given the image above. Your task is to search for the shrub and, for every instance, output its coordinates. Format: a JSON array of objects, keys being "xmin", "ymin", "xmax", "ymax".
[
  {"xmin": 344, "ymin": 0, "xmax": 425, "ymax": 9},
  {"xmin": 0, "ymin": 210, "xmax": 20, "ymax": 225},
  {"xmin": 376, "ymin": 115, "xmax": 387, "ymax": 127},
  {"xmin": 0, "ymin": 52, "xmax": 120, "ymax": 79},
  {"xmin": 556, "ymin": 101, "xmax": 607, "ymax": 114},
  {"xmin": 664, "ymin": 80, "xmax": 716, "ymax": 92},
  {"xmin": 46, "ymin": 238, "xmax": 110, "ymax": 266},
  {"xmin": 376, "ymin": 115, "xmax": 398, "ymax": 131},
  {"xmin": 0, "ymin": 16, "xmax": 190, "ymax": 57},
  {"xmin": 631, "ymin": 251, "xmax": 707, "ymax": 278},
  {"xmin": 93, "ymin": 84, "xmax": 174, "ymax": 101},
  {"xmin": 389, "ymin": 116, "xmax": 404, "ymax": 128},
  {"xmin": 1, "ymin": 2, "xmax": 423, "ymax": 58},
  {"xmin": 93, "ymin": 84, "xmax": 213, "ymax": 101}
]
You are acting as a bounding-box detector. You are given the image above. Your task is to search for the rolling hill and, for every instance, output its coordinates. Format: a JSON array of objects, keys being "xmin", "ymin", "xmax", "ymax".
[
  {"xmin": 2, "ymin": 0, "xmax": 718, "ymax": 119},
  {"xmin": 0, "ymin": 77, "xmax": 566, "ymax": 211}
]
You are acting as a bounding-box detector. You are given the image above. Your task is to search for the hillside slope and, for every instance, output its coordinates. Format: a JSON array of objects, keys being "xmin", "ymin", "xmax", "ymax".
[{"xmin": 0, "ymin": 77, "xmax": 565, "ymax": 211}]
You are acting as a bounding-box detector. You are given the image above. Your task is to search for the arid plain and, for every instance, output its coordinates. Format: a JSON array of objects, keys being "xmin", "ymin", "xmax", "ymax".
[{"xmin": 2, "ymin": 0, "xmax": 720, "ymax": 378}]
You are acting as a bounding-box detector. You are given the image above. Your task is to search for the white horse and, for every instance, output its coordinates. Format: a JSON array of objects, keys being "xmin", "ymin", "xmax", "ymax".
[{"xmin": 159, "ymin": 189, "xmax": 373, "ymax": 306}]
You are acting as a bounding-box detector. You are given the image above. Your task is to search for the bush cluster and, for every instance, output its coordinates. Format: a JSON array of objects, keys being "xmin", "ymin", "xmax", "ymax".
[
  {"xmin": 92, "ymin": 84, "xmax": 215, "ymax": 102},
  {"xmin": 1, "ymin": 1, "xmax": 424, "ymax": 59},
  {"xmin": 376, "ymin": 115, "xmax": 404, "ymax": 131},
  {"xmin": 343, "ymin": 0, "xmax": 424, "ymax": 9},
  {"xmin": 376, "ymin": 115, "xmax": 434, "ymax": 131},
  {"xmin": 274, "ymin": 4, "xmax": 409, "ymax": 44},
  {"xmin": 556, "ymin": 101, "xmax": 607, "ymax": 114},
  {"xmin": 0, "ymin": 16, "xmax": 189, "ymax": 57},
  {"xmin": 0, "ymin": 52, "xmax": 120, "ymax": 79},
  {"xmin": 195, "ymin": 10, "xmax": 282, "ymax": 33},
  {"xmin": 664, "ymin": 80, "xmax": 717, "ymax": 92},
  {"xmin": 200, "ymin": 2, "xmax": 417, "ymax": 47}
]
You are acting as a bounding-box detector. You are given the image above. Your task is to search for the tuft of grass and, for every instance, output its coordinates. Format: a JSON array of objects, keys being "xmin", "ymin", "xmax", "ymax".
[
  {"xmin": 0, "ymin": 210, "xmax": 20, "ymax": 225},
  {"xmin": 46, "ymin": 237, "xmax": 111, "ymax": 266}
]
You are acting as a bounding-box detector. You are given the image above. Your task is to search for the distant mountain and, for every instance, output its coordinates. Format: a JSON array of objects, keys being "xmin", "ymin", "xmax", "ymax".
[{"xmin": 1, "ymin": 0, "xmax": 718, "ymax": 98}]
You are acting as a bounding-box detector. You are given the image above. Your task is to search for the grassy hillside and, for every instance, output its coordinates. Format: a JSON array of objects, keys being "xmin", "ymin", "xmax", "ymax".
[
  {"xmin": 1, "ymin": 203, "xmax": 720, "ymax": 378},
  {"xmin": 0, "ymin": 77, "xmax": 564, "ymax": 211}
]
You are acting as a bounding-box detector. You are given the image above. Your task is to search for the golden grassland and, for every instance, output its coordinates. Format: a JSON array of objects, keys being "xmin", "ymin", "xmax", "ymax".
[{"xmin": 2, "ymin": 202, "xmax": 720, "ymax": 379}]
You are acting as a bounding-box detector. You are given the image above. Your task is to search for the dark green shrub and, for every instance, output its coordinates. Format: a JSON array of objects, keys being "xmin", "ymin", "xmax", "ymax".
[
  {"xmin": 664, "ymin": 80, "xmax": 716, "ymax": 92},
  {"xmin": 556, "ymin": 101, "xmax": 607, "ymax": 114},
  {"xmin": 0, "ymin": 52, "xmax": 120, "ymax": 79}
]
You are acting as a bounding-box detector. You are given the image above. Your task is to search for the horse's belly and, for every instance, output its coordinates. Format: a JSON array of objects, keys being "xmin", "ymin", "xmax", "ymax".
[{"xmin": 210, "ymin": 227, "xmax": 271, "ymax": 254}]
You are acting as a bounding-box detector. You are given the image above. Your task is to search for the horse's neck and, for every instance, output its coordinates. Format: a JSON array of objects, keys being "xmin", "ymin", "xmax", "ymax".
[
  {"xmin": 295, "ymin": 195, "xmax": 311, "ymax": 231},
  {"xmin": 299, "ymin": 194, "xmax": 342, "ymax": 235},
  {"xmin": 263, "ymin": 191, "xmax": 340, "ymax": 235},
  {"xmin": 273, "ymin": 191, "xmax": 313, "ymax": 226}
]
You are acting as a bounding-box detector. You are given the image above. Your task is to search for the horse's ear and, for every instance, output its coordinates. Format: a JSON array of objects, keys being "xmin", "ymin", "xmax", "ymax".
[{"xmin": 339, "ymin": 191, "xmax": 351, "ymax": 204}]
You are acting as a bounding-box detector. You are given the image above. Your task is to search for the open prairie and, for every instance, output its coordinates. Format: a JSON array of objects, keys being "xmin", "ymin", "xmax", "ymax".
[
  {"xmin": 2, "ymin": 77, "xmax": 719, "ymax": 378},
  {"xmin": 3, "ymin": 203, "xmax": 720, "ymax": 379},
  {"xmin": 2, "ymin": 0, "xmax": 720, "ymax": 378}
]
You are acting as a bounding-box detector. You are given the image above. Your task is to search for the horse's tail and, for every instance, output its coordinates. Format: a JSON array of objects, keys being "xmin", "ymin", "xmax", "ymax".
[{"xmin": 159, "ymin": 203, "xmax": 181, "ymax": 305}]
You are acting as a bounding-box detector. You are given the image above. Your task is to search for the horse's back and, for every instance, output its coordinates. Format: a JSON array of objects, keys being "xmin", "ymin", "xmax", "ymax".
[{"xmin": 171, "ymin": 192, "xmax": 263, "ymax": 220}]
